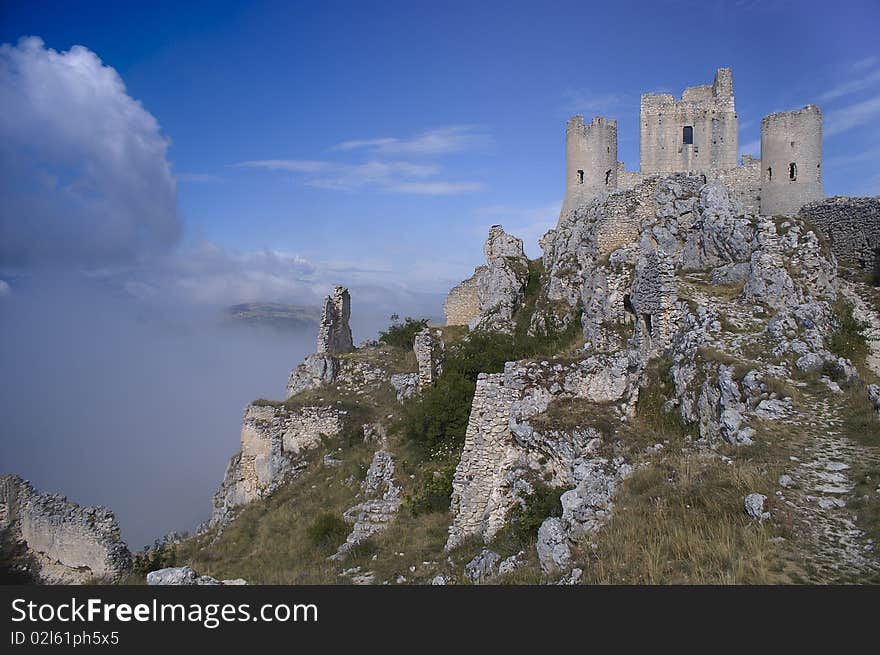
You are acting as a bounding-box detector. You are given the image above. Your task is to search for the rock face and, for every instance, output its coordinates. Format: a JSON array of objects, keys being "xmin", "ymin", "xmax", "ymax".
[
  {"xmin": 0, "ymin": 475, "xmax": 131, "ymax": 584},
  {"xmin": 464, "ymin": 548, "xmax": 501, "ymax": 584},
  {"xmin": 331, "ymin": 449, "xmax": 401, "ymax": 560},
  {"xmin": 446, "ymin": 352, "xmax": 640, "ymax": 549},
  {"xmin": 146, "ymin": 566, "xmax": 247, "ymax": 586},
  {"xmin": 211, "ymin": 403, "xmax": 346, "ymax": 526},
  {"xmin": 317, "ymin": 286, "xmax": 354, "ymax": 354},
  {"xmin": 444, "ymin": 225, "xmax": 529, "ymax": 333},
  {"xmin": 800, "ymin": 196, "xmax": 880, "ymax": 275},
  {"xmin": 286, "ymin": 353, "xmax": 337, "ymax": 397}
]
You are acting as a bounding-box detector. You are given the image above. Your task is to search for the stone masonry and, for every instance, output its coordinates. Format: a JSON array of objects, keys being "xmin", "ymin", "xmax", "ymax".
[
  {"xmin": 0, "ymin": 474, "xmax": 131, "ymax": 584},
  {"xmin": 317, "ymin": 286, "xmax": 354, "ymax": 354},
  {"xmin": 800, "ymin": 196, "xmax": 880, "ymax": 275},
  {"xmin": 414, "ymin": 327, "xmax": 444, "ymax": 389}
]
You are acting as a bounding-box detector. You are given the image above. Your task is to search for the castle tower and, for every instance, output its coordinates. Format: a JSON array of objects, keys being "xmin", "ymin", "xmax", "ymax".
[
  {"xmin": 759, "ymin": 105, "xmax": 823, "ymax": 216},
  {"xmin": 561, "ymin": 115, "xmax": 618, "ymax": 215},
  {"xmin": 639, "ymin": 67, "xmax": 738, "ymax": 174}
]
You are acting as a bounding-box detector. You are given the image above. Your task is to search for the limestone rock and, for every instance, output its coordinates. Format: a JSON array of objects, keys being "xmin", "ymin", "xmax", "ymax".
[
  {"xmin": 536, "ymin": 517, "xmax": 571, "ymax": 575},
  {"xmin": 287, "ymin": 353, "xmax": 337, "ymax": 397},
  {"xmin": 390, "ymin": 373, "xmax": 418, "ymax": 402},
  {"xmin": 464, "ymin": 548, "xmax": 501, "ymax": 584},
  {"xmin": 331, "ymin": 449, "xmax": 401, "ymax": 560},
  {"xmin": 146, "ymin": 566, "xmax": 247, "ymax": 586},
  {"xmin": 744, "ymin": 493, "xmax": 769, "ymax": 521}
]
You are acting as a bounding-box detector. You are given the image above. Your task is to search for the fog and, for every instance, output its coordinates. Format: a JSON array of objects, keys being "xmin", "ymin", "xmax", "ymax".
[{"xmin": 0, "ymin": 276, "xmax": 425, "ymax": 550}]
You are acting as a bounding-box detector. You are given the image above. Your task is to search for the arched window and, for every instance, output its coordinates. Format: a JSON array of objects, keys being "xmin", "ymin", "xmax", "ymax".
[
  {"xmin": 789, "ymin": 163, "xmax": 797, "ymax": 180},
  {"xmin": 682, "ymin": 126, "xmax": 694, "ymax": 144},
  {"xmin": 577, "ymin": 170, "xmax": 584, "ymax": 185}
]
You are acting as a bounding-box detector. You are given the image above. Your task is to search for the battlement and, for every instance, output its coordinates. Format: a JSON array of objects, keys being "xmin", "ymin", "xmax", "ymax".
[{"xmin": 561, "ymin": 67, "xmax": 822, "ymax": 219}]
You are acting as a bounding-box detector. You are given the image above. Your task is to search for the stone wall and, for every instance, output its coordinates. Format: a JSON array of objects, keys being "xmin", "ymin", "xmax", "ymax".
[
  {"xmin": 640, "ymin": 68, "xmax": 738, "ymax": 174},
  {"xmin": 800, "ymin": 196, "xmax": 880, "ymax": 274},
  {"xmin": 316, "ymin": 286, "xmax": 354, "ymax": 354},
  {"xmin": 444, "ymin": 267, "xmax": 483, "ymax": 326},
  {"xmin": 414, "ymin": 328, "xmax": 443, "ymax": 389},
  {"xmin": 211, "ymin": 403, "xmax": 345, "ymax": 525},
  {"xmin": 0, "ymin": 475, "xmax": 131, "ymax": 584},
  {"xmin": 447, "ymin": 352, "xmax": 642, "ymax": 549}
]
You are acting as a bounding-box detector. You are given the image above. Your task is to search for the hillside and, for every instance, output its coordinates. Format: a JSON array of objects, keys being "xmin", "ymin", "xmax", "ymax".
[{"xmin": 129, "ymin": 177, "xmax": 880, "ymax": 585}]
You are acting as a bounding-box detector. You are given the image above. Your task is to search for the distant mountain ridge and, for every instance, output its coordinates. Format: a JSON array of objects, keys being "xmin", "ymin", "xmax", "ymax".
[{"xmin": 223, "ymin": 303, "xmax": 320, "ymax": 331}]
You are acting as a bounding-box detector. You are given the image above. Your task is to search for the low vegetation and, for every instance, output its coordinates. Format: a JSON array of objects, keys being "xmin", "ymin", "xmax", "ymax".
[{"xmin": 379, "ymin": 315, "xmax": 430, "ymax": 349}]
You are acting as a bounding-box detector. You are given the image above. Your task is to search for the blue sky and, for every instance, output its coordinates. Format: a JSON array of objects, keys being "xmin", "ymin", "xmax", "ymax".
[{"xmin": 1, "ymin": 0, "xmax": 879, "ymax": 305}]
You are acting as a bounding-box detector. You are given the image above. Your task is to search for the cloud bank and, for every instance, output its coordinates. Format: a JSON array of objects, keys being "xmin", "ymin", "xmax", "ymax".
[{"xmin": 0, "ymin": 37, "xmax": 180, "ymax": 268}]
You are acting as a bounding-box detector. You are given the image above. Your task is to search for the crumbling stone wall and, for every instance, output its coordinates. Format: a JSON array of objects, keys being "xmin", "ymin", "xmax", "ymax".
[
  {"xmin": 414, "ymin": 327, "xmax": 443, "ymax": 389},
  {"xmin": 444, "ymin": 267, "xmax": 483, "ymax": 326},
  {"xmin": 211, "ymin": 403, "xmax": 345, "ymax": 525},
  {"xmin": 640, "ymin": 68, "xmax": 738, "ymax": 174},
  {"xmin": 447, "ymin": 352, "xmax": 642, "ymax": 549},
  {"xmin": 0, "ymin": 475, "xmax": 131, "ymax": 584},
  {"xmin": 317, "ymin": 286, "xmax": 354, "ymax": 354},
  {"xmin": 800, "ymin": 196, "xmax": 880, "ymax": 275}
]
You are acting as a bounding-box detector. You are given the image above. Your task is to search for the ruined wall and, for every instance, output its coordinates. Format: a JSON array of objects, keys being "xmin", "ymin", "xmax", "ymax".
[
  {"xmin": 447, "ymin": 353, "xmax": 642, "ymax": 549},
  {"xmin": 0, "ymin": 475, "xmax": 131, "ymax": 584},
  {"xmin": 800, "ymin": 196, "xmax": 880, "ymax": 274},
  {"xmin": 760, "ymin": 105, "xmax": 823, "ymax": 216},
  {"xmin": 444, "ymin": 267, "xmax": 484, "ymax": 326},
  {"xmin": 562, "ymin": 115, "xmax": 618, "ymax": 215},
  {"xmin": 640, "ymin": 68, "xmax": 738, "ymax": 174},
  {"xmin": 596, "ymin": 177, "xmax": 660, "ymax": 255},
  {"xmin": 709, "ymin": 155, "xmax": 761, "ymax": 214},
  {"xmin": 317, "ymin": 286, "xmax": 354, "ymax": 354},
  {"xmin": 414, "ymin": 328, "xmax": 443, "ymax": 389},
  {"xmin": 211, "ymin": 403, "xmax": 345, "ymax": 525}
]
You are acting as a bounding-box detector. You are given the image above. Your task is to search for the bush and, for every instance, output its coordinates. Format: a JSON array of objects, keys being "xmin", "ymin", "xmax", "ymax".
[
  {"xmin": 491, "ymin": 482, "xmax": 565, "ymax": 554},
  {"xmin": 306, "ymin": 512, "xmax": 350, "ymax": 550},
  {"xmin": 827, "ymin": 300, "xmax": 869, "ymax": 364},
  {"xmin": 407, "ymin": 459, "xmax": 458, "ymax": 515},
  {"xmin": 379, "ymin": 315, "xmax": 429, "ymax": 349},
  {"xmin": 131, "ymin": 543, "xmax": 177, "ymax": 577}
]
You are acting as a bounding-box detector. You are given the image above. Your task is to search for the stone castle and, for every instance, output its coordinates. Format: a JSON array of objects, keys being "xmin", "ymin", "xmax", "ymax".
[{"xmin": 562, "ymin": 68, "xmax": 822, "ymax": 218}]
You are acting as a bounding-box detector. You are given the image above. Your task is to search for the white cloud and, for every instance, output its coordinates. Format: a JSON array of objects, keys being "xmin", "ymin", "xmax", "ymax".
[
  {"xmin": 851, "ymin": 56, "xmax": 879, "ymax": 72},
  {"xmin": 825, "ymin": 94, "xmax": 880, "ymax": 137},
  {"xmin": 330, "ymin": 125, "xmax": 492, "ymax": 156},
  {"xmin": 818, "ymin": 68, "xmax": 880, "ymax": 102},
  {"xmin": 0, "ymin": 280, "xmax": 11, "ymax": 297},
  {"xmin": 235, "ymin": 158, "xmax": 482, "ymax": 195},
  {"xmin": 0, "ymin": 37, "xmax": 180, "ymax": 268},
  {"xmin": 561, "ymin": 89, "xmax": 624, "ymax": 116}
]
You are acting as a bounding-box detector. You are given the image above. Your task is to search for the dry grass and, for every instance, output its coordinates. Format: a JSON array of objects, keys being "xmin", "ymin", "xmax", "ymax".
[{"xmin": 574, "ymin": 454, "xmax": 801, "ymax": 584}]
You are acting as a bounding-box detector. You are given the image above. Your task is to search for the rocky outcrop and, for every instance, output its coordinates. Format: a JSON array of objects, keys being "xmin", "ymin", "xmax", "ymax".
[
  {"xmin": 445, "ymin": 225, "xmax": 530, "ymax": 334},
  {"xmin": 331, "ymin": 449, "xmax": 401, "ymax": 560},
  {"xmin": 446, "ymin": 352, "xmax": 641, "ymax": 549},
  {"xmin": 210, "ymin": 403, "xmax": 346, "ymax": 526},
  {"xmin": 390, "ymin": 373, "xmax": 418, "ymax": 401},
  {"xmin": 317, "ymin": 286, "xmax": 354, "ymax": 354},
  {"xmin": 287, "ymin": 353, "xmax": 337, "ymax": 397},
  {"xmin": 146, "ymin": 566, "xmax": 246, "ymax": 585},
  {"xmin": 800, "ymin": 196, "xmax": 880, "ymax": 275},
  {"xmin": 0, "ymin": 475, "xmax": 131, "ymax": 584}
]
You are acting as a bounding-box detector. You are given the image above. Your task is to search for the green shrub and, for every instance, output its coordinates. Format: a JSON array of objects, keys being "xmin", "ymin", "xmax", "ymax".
[
  {"xmin": 306, "ymin": 512, "xmax": 350, "ymax": 550},
  {"xmin": 131, "ymin": 543, "xmax": 177, "ymax": 577},
  {"xmin": 407, "ymin": 459, "xmax": 458, "ymax": 515},
  {"xmin": 491, "ymin": 482, "xmax": 566, "ymax": 554},
  {"xmin": 827, "ymin": 300, "xmax": 869, "ymax": 364},
  {"xmin": 379, "ymin": 315, "xmax": 430, "ymax": 349}
]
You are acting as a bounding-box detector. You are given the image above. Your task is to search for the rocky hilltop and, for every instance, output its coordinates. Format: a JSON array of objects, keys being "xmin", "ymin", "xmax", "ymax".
[{"xmin": 4, "ymin": 175, "xmax": 879, "ymax": 585}]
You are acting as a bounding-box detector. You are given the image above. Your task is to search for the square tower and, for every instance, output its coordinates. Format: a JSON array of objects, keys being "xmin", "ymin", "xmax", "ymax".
[{"xmin": 639, "ymin": 68, "xmax": 738, "ymax": 174}]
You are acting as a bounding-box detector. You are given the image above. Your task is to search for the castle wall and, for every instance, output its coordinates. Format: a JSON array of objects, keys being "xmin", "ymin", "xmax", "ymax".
[
  {"xmin": 596, "ymin": 178, "xmax": 660, "ymax": 255},
  {"xmin": 800, "ymin": 196, "xmax": 880, "ymax": 274},
  {"xmin": 0, "ymin": 475, "xmax": 131, "ymax": 584},
  {"xmin": 444, "ymin": 266, "xmax": 484, "ymax": 326},
  {"xmin": 562, "ymin": 115, "xmax": 618, "ymax": 214},
  {"xmin": 707, "ymin": 155, "xmax": 761, "ymax": 214},
  {"xmin": 760, "ymin": 105, "xmax": 823, "ymax": 216},
  {"xmin": 639, "ymin": 68, "xmax": 738, "ymax": 175}
]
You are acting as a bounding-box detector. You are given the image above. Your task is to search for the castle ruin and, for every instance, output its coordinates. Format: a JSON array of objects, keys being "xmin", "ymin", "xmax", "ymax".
[{"xmin": 563, "ymin": 68, "xmax": 823, "ymax": 219}]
